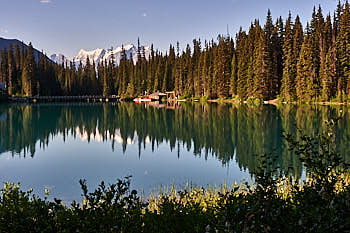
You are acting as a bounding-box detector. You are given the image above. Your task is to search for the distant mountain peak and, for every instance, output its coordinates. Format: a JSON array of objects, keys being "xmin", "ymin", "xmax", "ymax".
[
  {"xmin": 70, "ymin": 43, "xmax": 151, "ymax": 66},
  {"xmin": 50, "ymin": 53, "xmax": 68, "ymax": 65}
]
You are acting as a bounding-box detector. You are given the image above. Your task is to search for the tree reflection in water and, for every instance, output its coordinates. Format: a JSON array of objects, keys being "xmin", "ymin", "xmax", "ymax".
[{"xmin": 0, "ymin": 102, "xmax": 349, "ymax": 178}]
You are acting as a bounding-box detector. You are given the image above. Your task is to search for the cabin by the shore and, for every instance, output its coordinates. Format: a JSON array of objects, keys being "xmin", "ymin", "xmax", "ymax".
[
  {"xmin": 148, "ymin": 91, "xmax": 177, "ymax": 101},
  {"xmin": 148, "ymin": 91, "xmax": 167, "ymax": 100},
  {"xmin": 133, "ymin": 91, "xmax": 177, "ymax": 103}
]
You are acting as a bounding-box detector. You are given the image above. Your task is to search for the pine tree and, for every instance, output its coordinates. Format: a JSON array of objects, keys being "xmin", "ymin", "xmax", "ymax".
[
  {"xmin": 21, "ymin": 43, "xmax": 36, "ymax": 96},
  {"xmin": 253, "ymin": 30, "xmax": 272, "ymax": 100},
  {"xmin": 207, "ymin": 43, "xmax": 214, "ymax": 98},
  {"xmin": 230, "ymin": 50, "xmax": 237, "ymax": 96},
  {"xmin": 264, "ymin": 10, "xmax": 275, "ymax": 99},
  {"xmin": 183, "ymin": 44, "xmax": 194, "ymax": 97},
  {"xmin": 324, "ymin": 14, "xmax": 333, "ymax": 50},
  {"xmin": 37, "ymin": 52, "xmax": 45, "ymax": 96},
  {"xmin": 246, "ymin": 22, "xmax": 260, "ymax": 97},
  {"xmin": 90, "ymin": 61, "xmax": 97, "ymax": 95},
  {"xmin": 293, "ymin": 15, "xmax": 304, "ymax": 66},
  {"xmin": 334, "ymin": 0, "xmax": 343, "ymax": 38},
  {"xmin": 153, "ymin": 55, "xmax": 163, "ymax": 92},
  {"xmin": 319, "ymin": 15, "xmax": 332, "ymax": 101},
  {"xmin": 102, "ymin": 61, "xmax": 110, "ymax": 96},
  {"xmin": 193, "ymin": 39, "xmax": 202, "ymax": 97},
  {"xmin": 215, "ymin": 35, "xmax": 231, "ymax": 98},
  {"xmin": 296, "ymin": 34, "xmax": 314, "ymax": 100},
  {"xmin": 137, "ymin": 37, "xmax": 142, "ymax": 62},
  {"xmin": 126, "ymin": 63, "xmax": 135, "ymax": 97},
  {"xmin": 269, "ymin": 17, "xmax": 284, "ymax": 99},
  {"xmin": 12, "ymin": 45, "xmax": 21, "ymax": 94},
  {"xmin": 236, "ymin": 29, "xmax": 249, "ymax": 99},
  {"xmin": 120, "ymin": 46, "xmax": 129, "ymax": 95},
  {"xmin": 162, "ymin": 60, "xmax": 169, "ymax": 92},
  {"xmin": 264, "ymin": 9, "xmax": 274, "ymax": 40},
  {"xmin": 7, "ymin": 45, "xmax": 15, "ymax": 95},
  {"xmin": 281, "ymin": 13, "xmax": 296, "ymax": 101},
  {"xmin": 167, "ymin": 45, "xmax": 176, "ymax": 91},
  {"xmin": 0, "ymin": 49, "xmax": 8, "ymax": 90},
  {"xmin": 322, "ymin": 45, "xmax": 336, "ymax": 101},
  {"xmin": 336, "ymin": 0, "xmax": 350, "ymax": 100},
  {"xmin": 84, "ymin": 57, "xmax": 91, "ymax": 95},
  {"xmin": 201, "ymin": 43, "xmax": 211, "ymax": 97},
  {"xmin": 308, "ymin": 6, "xmax": 324, "ymax": 99}
]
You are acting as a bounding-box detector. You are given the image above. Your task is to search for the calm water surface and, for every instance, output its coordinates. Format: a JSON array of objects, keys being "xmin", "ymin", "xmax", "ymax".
[{"xmin": 0, "ymin": 102, "xmax": 349, "ymax": 201}]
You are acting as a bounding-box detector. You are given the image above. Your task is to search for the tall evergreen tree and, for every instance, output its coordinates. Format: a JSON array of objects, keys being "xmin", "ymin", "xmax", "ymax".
[
  {"xmin": 253, "ymin": 30, "xmax": 272, "ymax": 100},
  {"xmin": 236, "ymin": 29, "xmax": 249, "ymax": 99},
  {"xmin": 336, "ymin": 0, "xmax": 350, "ymax": 99},
  {"xmin": 21, "ymin": 43, "xmax": 36, "ymax": 96},
  {"xmin": 230, "ymin": 50, "xmax": 237, "ymax": 96},
  {"xmin": 281, "ymin": 13, "xmax": 296, "ymax": 101},
  {"xmin": 296, "ymin": 33, "xmax": 314, "ymax": 100},
  {"xmin": 215, "ymin": 35, "xmax": 231, "ymax": 98},
  {"xmin": 7, "ymin": 45, "xmax": 15, "ymax": 95},
  {"xmin": 0, "ymin": 49, "xmax": 8, "ymax": 90}
]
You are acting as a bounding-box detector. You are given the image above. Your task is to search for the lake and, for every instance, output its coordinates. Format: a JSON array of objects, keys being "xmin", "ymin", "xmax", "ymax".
[{"xmin": 0, "ymin": 102, "xmax": 349, "ymax": 202}]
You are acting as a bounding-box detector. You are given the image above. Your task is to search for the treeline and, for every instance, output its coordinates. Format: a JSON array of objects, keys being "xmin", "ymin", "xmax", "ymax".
[
  {"xmin": 0, "ymin": 1, "xmax": 349, "ymax": 101},
  {"xmin": 0, "ymin": 43, "xmax": 61, "ymax": 96}
]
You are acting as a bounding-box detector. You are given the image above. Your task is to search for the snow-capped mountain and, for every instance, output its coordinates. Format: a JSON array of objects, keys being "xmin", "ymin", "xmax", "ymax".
[
  {"xmin": 50, "ymin": 53, "xmax": 69, "ymax": 65},
  {"xmin": 72, "ymin": 44, "xmax": 151, "ymax": 66}
]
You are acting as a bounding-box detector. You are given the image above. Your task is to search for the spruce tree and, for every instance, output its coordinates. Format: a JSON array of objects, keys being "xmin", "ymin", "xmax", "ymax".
[
  {"xmin": 153, "ymin": 55, "xmax": 163, "ymax": 92},
  {"xmin": 7, "ymin": 45, "xmax": 15, "ymax": 95},
  {"xmin": 246, "ymin": 22, "xmax": 260, "ymax": 97},
  {"xmin": 293, "ymin": 15, "xmax": 304, "ymax": 65},
  {"xmin": 322, "ymin": 45, "xmax": 336, "ymax": 101},
  {"xmin": 281, "ymin": 13, "xmax": 296, "ymax": 101},
  {"xmin": 215, "ymin": 35, "xmax": 231, "ymax": 98},
  {"xmin": 230, "ymin": 50, "xmax": 237, "ymax": 96},
  {"xmin": 276, "ymin": 17, "xmax": 285, "ymax": 89},
  {"xmin": 162, "ymin": 60, "xmax": 169, "ymax": 92},
  {"xmin": 193, "ymin": 39, "xmax": 202, "ymax": 97},
  {"xmin": 264, "ymin": 9, "xmax": 276, "ymax": 99},
  {"xmin": 269, "ymin": 17, "xmax": 284, "ymax": 99},
  {"xmin": 253, "ymin": 30, "xmax": 272, "ymax": 100},
  {"xmin": 296, "ymin": 34, "xmax": 314, "ymax": 100},
  {"xmin": 236, "ymin": 29, "xmax": 249, "ymax": 99},
  {"xmin": 21, "ymin": 43, "xmax": 36, "ymax": 96},
  {"xmin": 0, "ymin": 49, "xmax": 8, "ymax": 91},
  {"xmin": 336, "ymin": 0, "xmax": 350, "ymax": 100}
]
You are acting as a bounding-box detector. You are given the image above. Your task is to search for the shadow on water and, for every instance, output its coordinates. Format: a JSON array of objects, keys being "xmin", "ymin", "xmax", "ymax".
[{"xmin": 0, "ymin": 102, "xmax": 349, "ymax": 178}]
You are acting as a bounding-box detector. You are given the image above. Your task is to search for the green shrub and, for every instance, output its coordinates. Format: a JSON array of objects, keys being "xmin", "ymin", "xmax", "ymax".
[
  {"xmin": 0, "ymin": 119, "xmax": 349, "ymax": 232},
  {"xmin": 246, "ymin": 96, "xmax": 263, "ymax": 106}
]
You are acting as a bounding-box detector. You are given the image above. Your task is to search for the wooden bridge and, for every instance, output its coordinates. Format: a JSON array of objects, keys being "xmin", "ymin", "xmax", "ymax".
[{"xmin": 8, "ymin": 95, "xmax": 121, "ymax": 103}]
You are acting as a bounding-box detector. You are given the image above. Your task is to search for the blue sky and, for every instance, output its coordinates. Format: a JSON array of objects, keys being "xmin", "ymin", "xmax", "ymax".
[{"xmin": 0, "ymin": 0, "xmax": 341, "ymax": 59}]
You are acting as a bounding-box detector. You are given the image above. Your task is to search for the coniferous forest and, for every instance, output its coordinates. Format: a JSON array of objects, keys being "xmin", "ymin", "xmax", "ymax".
[{"xmin": 0, "ymin": 1, "xmax": 349, "ymax": 102}]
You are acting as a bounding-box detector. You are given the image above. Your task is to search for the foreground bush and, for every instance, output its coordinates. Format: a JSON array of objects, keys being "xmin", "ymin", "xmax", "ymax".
[{"xmin": 0, "ymin": 120, "xmax": 349, "ymax": 233}]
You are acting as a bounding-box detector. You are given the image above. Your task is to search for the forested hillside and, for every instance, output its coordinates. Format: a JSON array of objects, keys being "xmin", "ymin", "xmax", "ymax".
[{"xmin": 0, "ymin": 1, "xmax": 349, "ymax": 102}]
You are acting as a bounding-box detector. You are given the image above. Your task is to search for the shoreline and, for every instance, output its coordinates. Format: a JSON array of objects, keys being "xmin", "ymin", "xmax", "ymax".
[
  {"xmin": 1, "ymin": 96, "xmax": 350, "ymax": 106},
  {"xmin": 206, "ymin": 98, "xmax": 350, "ymax": 106}
]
